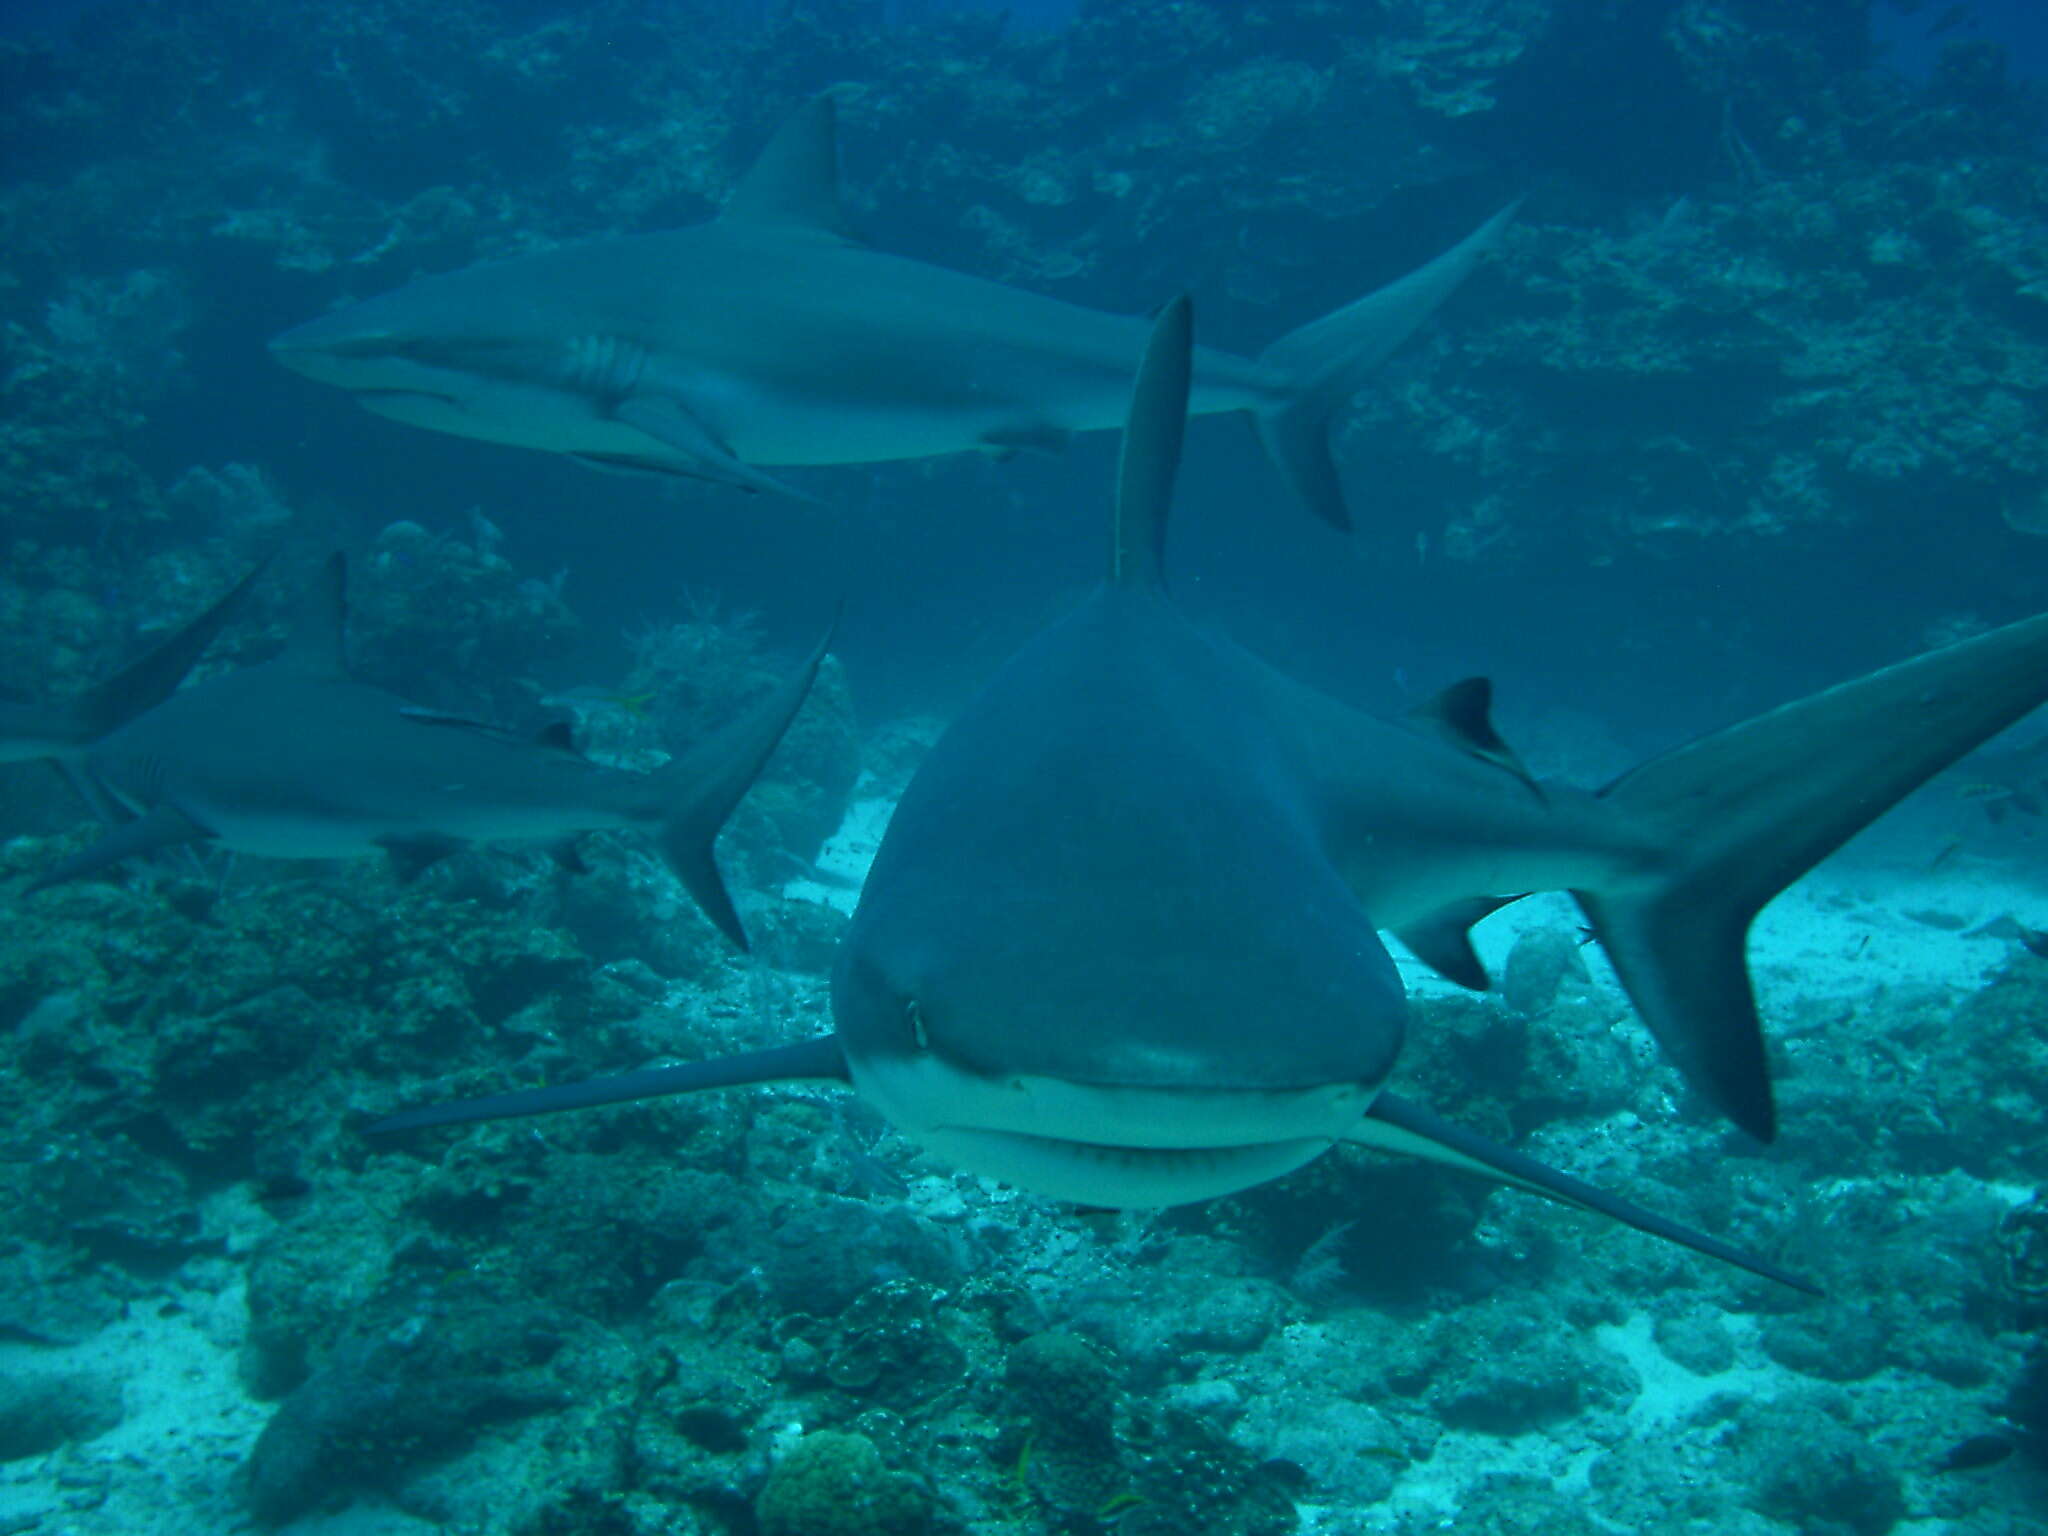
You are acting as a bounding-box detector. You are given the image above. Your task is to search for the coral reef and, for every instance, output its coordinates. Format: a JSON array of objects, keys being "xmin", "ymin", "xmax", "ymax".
[{"xmin": 3, "ymin": 2, "xmax": 2047, "ymax": 1534}]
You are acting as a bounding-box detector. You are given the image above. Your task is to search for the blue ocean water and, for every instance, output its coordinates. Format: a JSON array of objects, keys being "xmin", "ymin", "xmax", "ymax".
[{"xmin": 3, "ymin": 2, "xmax": 2048, "ymax": 1533}]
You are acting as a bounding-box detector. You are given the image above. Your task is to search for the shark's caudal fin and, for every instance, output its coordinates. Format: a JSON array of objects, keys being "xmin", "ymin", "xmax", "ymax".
[
  {"xmin": 368, "ymin": 1035, "xmax": 850, "ymax": 1136},
  {"xmin": 1351, "ymin": 1092, "xmax": 1818, "ymax": 1294},
  {"xmin": 651, "ymin": 616, "xmax": 837, "ymax": 951},
  {"xmin": 1582, "ymin": 612, "xmax": 2048, "ymax": 1142},
  {"xmin": 1255, "ymin": 204, "xmax": 1516, "ymax": 531},
  {"xmin": 1111, "ymin": 295, "xmax": 1192, "ymax": 591},
  {"xmin": 0, "ymin": 559, "xmax": 267, "ymax": 764}
]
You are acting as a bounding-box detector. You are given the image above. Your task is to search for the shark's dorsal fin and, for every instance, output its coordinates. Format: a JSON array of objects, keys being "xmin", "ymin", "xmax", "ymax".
[
  {"xmin": 722, "ymin": 94, "xmax": 856, "ymax": 240},
  {"xmin": 1408, "ymin": 678, "xmax": 1543, "ymax": 798},
  {"xmin": 1112, "ymin": 296, "xmax": 1192, "ymax": 592},
  {"xmin": 285, "ymin": 554, "xmax": 350, "ymax": 678}
]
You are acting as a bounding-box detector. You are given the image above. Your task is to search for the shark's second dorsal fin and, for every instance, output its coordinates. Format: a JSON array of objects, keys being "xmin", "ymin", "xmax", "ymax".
[
  {"xmin": 1112, "ymin": 296, "xmax": 1193, "ymax": 592},
  {"xmin": 1408, "ymin": 678, "xmax": 1543, "ymax": 798},
  {"xmin": 285, "ymin": 553, "xmax": 349, "ymax": 678},
  {"xmin": 722, "ymin": 94, "xmax": 856, "ymax": 240}
]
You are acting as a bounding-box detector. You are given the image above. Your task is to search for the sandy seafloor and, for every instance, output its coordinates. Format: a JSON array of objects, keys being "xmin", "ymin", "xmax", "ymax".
[{"xmin": 5, "ymin": 779, "xmax": 2048, "ymax": 1535}]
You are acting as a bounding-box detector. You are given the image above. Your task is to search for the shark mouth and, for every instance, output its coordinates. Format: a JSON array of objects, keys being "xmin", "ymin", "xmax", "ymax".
[
  {"xmin": 917, "ymin": 1124, "xmax": 1335, "ymax": 1209},
  {"xmin": 851, "ymin": 1054, "xmax": 1378, "ymax": 1209}
]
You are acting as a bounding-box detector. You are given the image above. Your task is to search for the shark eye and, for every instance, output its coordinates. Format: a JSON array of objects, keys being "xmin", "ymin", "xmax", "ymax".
[{"xmin": 904, "ymin": 998, "xmax": 929, "ymax": 1051}]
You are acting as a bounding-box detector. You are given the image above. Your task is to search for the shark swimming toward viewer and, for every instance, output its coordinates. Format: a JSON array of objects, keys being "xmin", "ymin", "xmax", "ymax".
[
  {"xmin": 368, "ymin": 303, "xmax": 2048, "ymax": 1289},
  {"xmin": 270, "ymin": 95, "xmax": 1508, "ymax": 529},
  {"xmin": 27, "ymin": 556, "xmax": 828, "ymax": 950}
]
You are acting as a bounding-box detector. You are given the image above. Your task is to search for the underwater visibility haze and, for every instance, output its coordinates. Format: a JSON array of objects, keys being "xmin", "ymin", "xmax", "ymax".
[{"xmin": 6, "ymin": 2, "xmax": 2048, "ymax": 1533}]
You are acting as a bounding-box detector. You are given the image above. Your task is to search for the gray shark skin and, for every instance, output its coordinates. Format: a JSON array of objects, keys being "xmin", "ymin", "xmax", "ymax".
[
  {"xmin": 270, "ymin": 94, "xmax": 1509, "ymax": 529},
  {"xmin": 374, "ymin": 301, "xmax": 2048, "ymax": 1292},
  {"xmin": 28, "ymin": 556, "xmax": 829, "ymax": 951},
  {"xmin": 0, "ymin": 561, "xmax": 264, "ymax": 767}
]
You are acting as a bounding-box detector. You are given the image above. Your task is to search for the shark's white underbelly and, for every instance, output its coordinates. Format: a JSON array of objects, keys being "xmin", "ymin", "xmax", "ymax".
[
  {"xmin": 184, "ymin": 796, "xmax": 623, "ymax": 860},
  {"xmin": 850, "ymin": 1051, "xmax": 1378, "ymax": 1207}
]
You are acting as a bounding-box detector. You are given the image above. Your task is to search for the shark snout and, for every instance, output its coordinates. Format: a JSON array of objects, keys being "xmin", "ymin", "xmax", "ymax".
[{"xmin": 269, "ymin": 318, "xmax": 389, "ymax": 378}]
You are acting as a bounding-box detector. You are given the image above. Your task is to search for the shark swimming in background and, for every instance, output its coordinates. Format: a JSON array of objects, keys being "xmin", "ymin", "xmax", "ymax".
[
  {"xmin": 269, "ymin": 94, "xmax": 1509, "ymax": 530},
  {"xmin": 27, "ymin": 556, "xmax": 829, "ymax": 951},
  {"xmin": 0, "ymin": 561, "xmax": 263, "ymax": 770},
  {"xmin": 366, "ymin": 302, "xmax": 2048, "ymax": 1290}
]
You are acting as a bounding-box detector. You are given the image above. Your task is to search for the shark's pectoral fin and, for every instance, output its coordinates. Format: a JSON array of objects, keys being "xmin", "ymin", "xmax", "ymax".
[
  {"xmin": 1407, "ymin": 678, "xmax": 1543, "ymax": 800},
  {"xmin": 1393, "ymin": 893, "xmax": 1523, "ymax": 989},
  {"xmin": 379, "ymin": 833, "xmax": 468, "ymax": 883},
  {"xmin": 367, "ymin": 1035, "xmax": 851, "ymax": 1135},
  {"xmin": 612, "ymin": 395, "xmax": 818, "ymax": 504},
  {"xmin": 27, "ymin": 802, "xmax": 211, "ymax": 893},
  {"xmin": 1348, "ymin": 1092, "xmax": 1818, "ymax": 1295}
]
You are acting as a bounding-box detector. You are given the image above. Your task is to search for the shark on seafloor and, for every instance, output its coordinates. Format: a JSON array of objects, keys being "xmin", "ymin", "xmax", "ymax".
[
  {"xmin": 372, "ymin": 301, "xmax": 2048, "ymax": 1293},
  {"xmin": 269, "ymin": 93, "xmax": 1509, "ymax": 530},
  {"xmin": 26, "ymin": 556, "xmax": 829, "ymax": 952}
]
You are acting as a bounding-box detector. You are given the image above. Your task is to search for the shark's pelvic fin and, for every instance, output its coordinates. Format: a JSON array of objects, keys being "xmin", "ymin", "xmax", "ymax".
[
  {"xmin": 1111, "ymin": 294, "xmax": 1192, "ymax": 592},
  {"xmin": 651, "ymin": 614, "xmax": 838, "ymax": 950},
  {"xmin": 368, "ymin": 1035, "xmax": 851, "ymax": 1135},
  {"xmin": 1256, "ymin": 202, "xmax": 1517, "ymax": 531},
  {"xmin": 1351, "ymin": 1091, "xmax": 1818, "ymax": 1294},
  {"xmin": 1584, "ymin": 611, "xmax": 2048, "ymax": 1142},
  {"xmin": 26, "ymin": 802, "xmax": 209, "ymax": 894},
  {"xmin": 721, "ymin": 93, "xmax": 858, "ymax": 241},
  {"xmin": 1393, "ymin": 893, "xmax": 1523, "ymax": 990}
]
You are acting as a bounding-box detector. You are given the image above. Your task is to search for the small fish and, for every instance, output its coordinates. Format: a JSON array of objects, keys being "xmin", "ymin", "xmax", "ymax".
[
  {"xmin": 1936, "ymin": 1433, "xmax": 2014, "ymax": 1473},
  {"xmin": 2020, "ymin": 926, "xmax": 2048, "ymax": 960}
]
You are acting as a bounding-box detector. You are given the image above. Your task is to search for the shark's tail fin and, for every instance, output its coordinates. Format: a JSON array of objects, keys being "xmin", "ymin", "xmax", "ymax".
[
  {"xmin": 62, "ymin": 558, "xmax": 270, "ymax": 750},
  {"xmin": 650, "ymin": 615, "xmax": 837, "ymax": 952},
  {"xmin": 1581, "ymin": 612, "xmax": 2048, "ymax": 1141},
  {"xmin": 1254, "ymin": 205, "xmax": 1515, "ymax": 531}
]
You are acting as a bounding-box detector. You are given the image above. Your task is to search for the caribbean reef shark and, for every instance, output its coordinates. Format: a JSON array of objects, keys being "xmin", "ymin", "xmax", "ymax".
[
  {"xmin": 372, "ymin": 301, "xmax": 2048, "ymax": 1286},
  {"xmin": 269, "ymin": 94, "xmax": 1507, "ymax": 529},
  {"xmin": 0, "ymin": 562, "xmax": 262, "ymax": 769},
  {"xmin": 28, "ymin": 556, "xmax": 827, "ymax": 950},
  {"xmin": 372, "ymin": 302, "xmax": 2048, "ymax": 1291}
]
